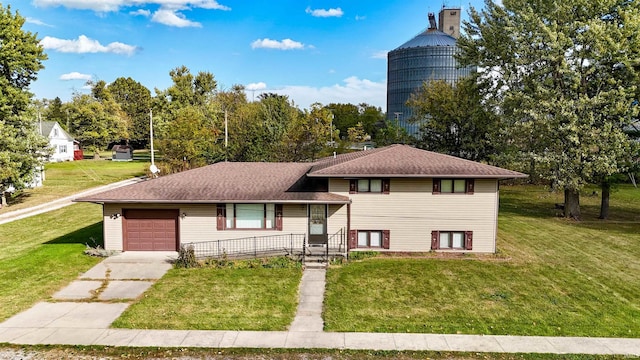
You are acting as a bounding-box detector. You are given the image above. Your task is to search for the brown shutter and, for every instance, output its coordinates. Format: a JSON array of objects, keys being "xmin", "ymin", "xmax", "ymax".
[
  {"xmin": 275, "ymin": 204, "xmax": 283, "ymax": 231},
  {"xmin": 431, "ymin": 231, "xmax": 439, "ymax": 250},
  {"xmin": 349, "ymin": 180, "xmax": 357, "ymax": 194},
  {"xmin": 216, "ymin": 204, "xmax": 225, "ymax": 230},
  {"xmin": 382, "ymin": 230, "xmax": 390, "ymax": 249},
  {"xmin": 348, "ymin": 229, "xmax": 357, "ymax": 249},
  {"xmin": 465, "ymin": 231, "xmax": 473, "ymax": 250},
  {"xmin": 382, "ymin": 179, "xmax": 390, "ymax": 194},
  {"xmin": 466, "ymin": 179, "xmax": 475, "ymax": 194},
  {"xmin": 432, "ymin": 179, "xmax": 441, "ymax": 194}
]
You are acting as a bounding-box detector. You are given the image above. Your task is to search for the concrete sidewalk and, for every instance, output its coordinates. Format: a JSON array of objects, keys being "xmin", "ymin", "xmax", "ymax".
[
  {"xmin": 0, "ymin": 176, "xmax": 146, "ymax": 225},
  {"xmin": 0, "ymin": 326, "xmax": 639, "ymax": 355}
]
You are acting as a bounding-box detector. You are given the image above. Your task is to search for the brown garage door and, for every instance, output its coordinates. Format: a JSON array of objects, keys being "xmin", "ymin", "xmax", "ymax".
[{"xmin": 123, "ymin": 209, "xmax": 179, "ymax": 251}]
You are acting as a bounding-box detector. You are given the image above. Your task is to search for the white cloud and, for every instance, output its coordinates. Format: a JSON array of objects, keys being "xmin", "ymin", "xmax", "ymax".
[
  {"xmin": 251, "ymin": 38, "xmax": 306, "ymax": 50},
  {"xmin": 33, "ymin": 0, "xmax": 230, "ymax": 12},
  {"xmin": 371, "ymin": 50, "xmax": 388, "ymax": 59},
  {"xmin": 271, "ymin": 76, "xmax": 386, "ymax": 110},
  {"xmin": 33, "ymin": 0, "xmax": 230, "ymax": 27},
  {"xmin": 305, "ymin": 7, "xmax": 343, "ymax": 18},
  {"xmin": 246, "ymin": 82, "xmax": 267, "ymax": 91},
  {"xmin": 25, "ymin": 17, "xmax": 54, "ymax": 27},
  {"xmin": 130, "ymin": 9, "xmax": 151, "ymax": 16},
  {"xmin": 59, "ymin": 72, "xmax": 92, "ymax": 81},
  {"xmin": 152, "ymin": 9, "xmax": 201, "ymax": 27},
  {"xmin": 355, "ymin": 15, "xmax": 366, "ymax": 21},
  {"xmin": 40, "ymin": 35, "xmax": 138, "ymax": 56}
]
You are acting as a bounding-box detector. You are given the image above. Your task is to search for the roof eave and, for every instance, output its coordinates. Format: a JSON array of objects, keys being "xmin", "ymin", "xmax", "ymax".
[
  {"xmin": 73, "ymin": 199, "xmax": 351, "ymax": 205},
  {"xmin": 307, "ymin": 173, "xmax": 528, "ymax": 179}
]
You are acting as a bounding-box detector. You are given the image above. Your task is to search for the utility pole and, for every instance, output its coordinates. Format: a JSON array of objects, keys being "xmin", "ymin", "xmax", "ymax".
[
  {"xmin": 149, "ymin": 109, "xmax": 159, "ymax": 177},
  {"xmin": 394, "ymin": 112, "xmax": 403, "ymax": 141},
  {"xmin": 224, "ymin": 109, "xmax": 228, "ymax": 162}
]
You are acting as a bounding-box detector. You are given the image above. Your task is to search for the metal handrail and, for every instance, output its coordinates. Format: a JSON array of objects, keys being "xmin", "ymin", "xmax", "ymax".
[{"xmin": 182, "ymin": 233, "xmax": 306, "ymax": 260}]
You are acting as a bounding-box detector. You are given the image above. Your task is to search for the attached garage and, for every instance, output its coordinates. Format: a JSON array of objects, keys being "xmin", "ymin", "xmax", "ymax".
[{"xmin": 123, "ymin": 209, "xmax": 179, "ymax": 251}]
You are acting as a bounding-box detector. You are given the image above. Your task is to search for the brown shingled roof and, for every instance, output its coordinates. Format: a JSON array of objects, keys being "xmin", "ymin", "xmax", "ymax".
[
  {"xmin": 75, "ymin": 145, "xmax": 525, "ymax": 204},
  {"xmin": 308, "ymin": 144, "xmax": 527, "ymax": 178},
  {"xmin": 76, "ymin": 162, "xmax": 349, "ymax": 204}
]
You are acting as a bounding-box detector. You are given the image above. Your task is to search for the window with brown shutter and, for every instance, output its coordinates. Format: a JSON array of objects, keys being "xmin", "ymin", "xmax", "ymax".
[
  {"xmin": 433, "ymin": 179, "xmax": 475, "ymax": 194},
  {"xmin": 464, "ymin": 231, "xmax": 473, "ymax": 250},
  {"xmin": 382, "ymin": 179, "xmax": 390, "ymax": 194},
  {"xmin": 432, "ymin": 179, "xmax": 441, "ymax": 194},
  {"xmin": 431, "ymin": 230, "xmax": 473, "ymax": 250},
  {"xmin": 382, "ymin": 230, "xmax": 390, "ymax": 249},
  {"xmin": 348, "ymin": 179, "xmax": 389, "ymax": 194},
  {"xmin": 348, "ymin": 229, "xmax": 357, "ymax": 249},
  {"xmin": 275, "ymin": 204, "xmax": 283, "ymax": 231},
  {"xmin": 218, "ymin": 204, "xmax": 282, "ymax": 230},
  {"xmin": 216, "ymin": 204, "xmax": 225, "ymax": 230},
  {"xmin": 354, "ymin": 230, "xmax": 389, "ymax": 248},
  {"xmin": 466, "ymin": 179, "xmax": 475, "ymax": 194},
  {"xmin": 349, "ymin": 180, "xmax": 357, "ymax": 194}
]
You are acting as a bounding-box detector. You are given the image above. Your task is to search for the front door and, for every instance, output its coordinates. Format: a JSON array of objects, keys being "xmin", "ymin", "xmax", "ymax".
[{"xmin": 308, "ymin": 204, "xmax": 327, "ymax": 245}]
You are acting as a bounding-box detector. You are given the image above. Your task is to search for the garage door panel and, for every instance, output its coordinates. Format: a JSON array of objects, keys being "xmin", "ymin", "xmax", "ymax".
[{"xmin": 123, "ymin": 210, "xmax": 179, "ymax": 251}]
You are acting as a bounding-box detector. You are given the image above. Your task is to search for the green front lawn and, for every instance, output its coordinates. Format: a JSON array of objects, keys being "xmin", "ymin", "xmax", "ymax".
[
  {"xmin": 112, "ymin": 266, "xmax": 302, "ymax": 330},
  {"xmin": 324, "ymin": 185, "xmax": 640, "ymax": 337},
  {"xmin": 0, "ymin": 203, "xmax": 103, "ymax": 321},
  {"xmin": 1, "ymin": 159, "xmax": 147, "ymax": 213}
]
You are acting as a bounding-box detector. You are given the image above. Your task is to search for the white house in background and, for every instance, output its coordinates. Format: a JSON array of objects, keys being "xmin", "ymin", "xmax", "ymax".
[{"xmin": 39, "ymin": 121, "xmax": 74, "ymax": 162}]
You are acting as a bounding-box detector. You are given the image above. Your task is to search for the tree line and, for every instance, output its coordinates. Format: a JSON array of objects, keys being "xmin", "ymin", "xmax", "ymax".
[{"xmin": 38, "ymin": 66, "xmax": 393, "ymax": 172}]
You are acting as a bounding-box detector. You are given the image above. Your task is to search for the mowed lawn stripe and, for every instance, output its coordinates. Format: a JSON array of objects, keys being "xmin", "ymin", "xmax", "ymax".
[
  {"xmin": 0, "ymin": 203, "xmax": 103, "ymax": 321},
  {"xmin": 324, "ymin": 185, "xmax": 640, "ymax": 337},
  {"xmin": 112, "ymin": 267, "xmax": 302, "ymax": 331}
]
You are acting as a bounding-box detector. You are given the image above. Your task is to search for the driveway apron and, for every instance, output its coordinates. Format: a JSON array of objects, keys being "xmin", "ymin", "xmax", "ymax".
[{"xmin": 0, "ymin": 252, "xmax": 175, "ymax": 340}]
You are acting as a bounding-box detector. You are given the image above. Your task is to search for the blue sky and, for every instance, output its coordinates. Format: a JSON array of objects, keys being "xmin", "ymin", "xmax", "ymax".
[{"xmin": 18, "ymin": 0, "xmax": 484, "ymax": 111}]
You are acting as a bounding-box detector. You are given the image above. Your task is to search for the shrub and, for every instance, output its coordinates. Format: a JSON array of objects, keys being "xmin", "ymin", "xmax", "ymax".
[
  {"xmin": 348, "ymin": 251, "xmax": 379, "ymax": 261},
  {"xmin": 175, "ymin": 245, "xmax": 198, "ymax": 268}
]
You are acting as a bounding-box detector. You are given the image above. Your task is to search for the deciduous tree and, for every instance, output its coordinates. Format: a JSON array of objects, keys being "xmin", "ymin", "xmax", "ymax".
[
  {"xmin": 408, "ymin": 78, "xmax": 501, "ymax": 162},
  {"xmin": 107, "ymin": 77, "xmax": 152, "ymax": 148},
  {"xmin": 457, "ymin": 0, "xmax": 640, "ymax": 219},
  {"xmin": 0, "ymin": 5, "xmax": 49, "ymax": 196}
]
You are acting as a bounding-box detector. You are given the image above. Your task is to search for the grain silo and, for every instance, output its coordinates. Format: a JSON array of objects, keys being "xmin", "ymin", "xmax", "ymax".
[{"xmin": 387, "ymin": 8, "xmax": 473, "ymax": 135}]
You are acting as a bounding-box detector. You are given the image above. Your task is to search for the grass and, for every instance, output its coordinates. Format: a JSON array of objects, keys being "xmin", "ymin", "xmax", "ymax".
[
  {"xmin": 1, "ymin": 159, "xmax": 146, "ymax": 213},
  {"xmin": 0, "ymin": 345, "xmax": 636, "ymax": 360},
  {"xmin": 0, "ymin": 203, "xmax": 103, "ymax": 321},
  {"xmin": 112, "ymin": 265, "xmax": 302, "ymax": 331},
  {"xmin": 324, "ymin": 184, "xmax": 640, "ymax": 337}
]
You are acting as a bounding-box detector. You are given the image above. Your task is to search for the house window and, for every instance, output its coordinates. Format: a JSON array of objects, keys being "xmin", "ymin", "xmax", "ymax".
[
  {"xmin": 358, "ymin": 230, "xmax": 382, "ymax": 247},
  {"xmin": 349, "ymin": 179, "xmax": 390, "ymax": 194},
  {"xmin": 53, "ymin": 128, "xmax": 58, "ymax": 137},
  {"xmin": 431, "ymin": 230, "xmax": 473, "ymax": 250},
  {"xmin": 432, "ymin": 179, "xmax": 474, "ymax": 194},
  {"xmin": 349, "ymin": 229, "xmax": 390, "ymax": 249},
  {"xmin": 217, "ymin": 204, "xmax": 282, "ymax": 230},
  {"xmin": 59, "ymin": 145, "xmax": 67, "ymax": 153}
]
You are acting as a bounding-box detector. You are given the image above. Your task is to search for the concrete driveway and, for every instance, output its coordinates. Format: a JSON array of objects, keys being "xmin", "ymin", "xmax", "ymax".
[{"xmin": 0, "ymin": 251, "xmax": 176, "ymax": 341}]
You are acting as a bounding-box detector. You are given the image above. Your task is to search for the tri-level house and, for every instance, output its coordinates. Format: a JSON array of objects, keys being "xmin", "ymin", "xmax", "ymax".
[{"xmin": 75, "ymin": 145, "xmax": 526, "ymax": 255}]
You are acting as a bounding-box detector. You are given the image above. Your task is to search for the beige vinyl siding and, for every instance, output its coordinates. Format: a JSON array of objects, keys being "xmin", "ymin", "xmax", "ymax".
[
  {"xmin": 330, "ymin": 178, "xmax": 499, "ymax": 253},
  {"xmin": 102, "ymin": 203, "xmax": 313, "ymax": 251},
  {"xmin": 103, "ymin": 203, "xmax": 123, "ymax": 251},
  {"xmin": 327, "ymin": 204, "xmax": 348, "ymax": 236}
]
